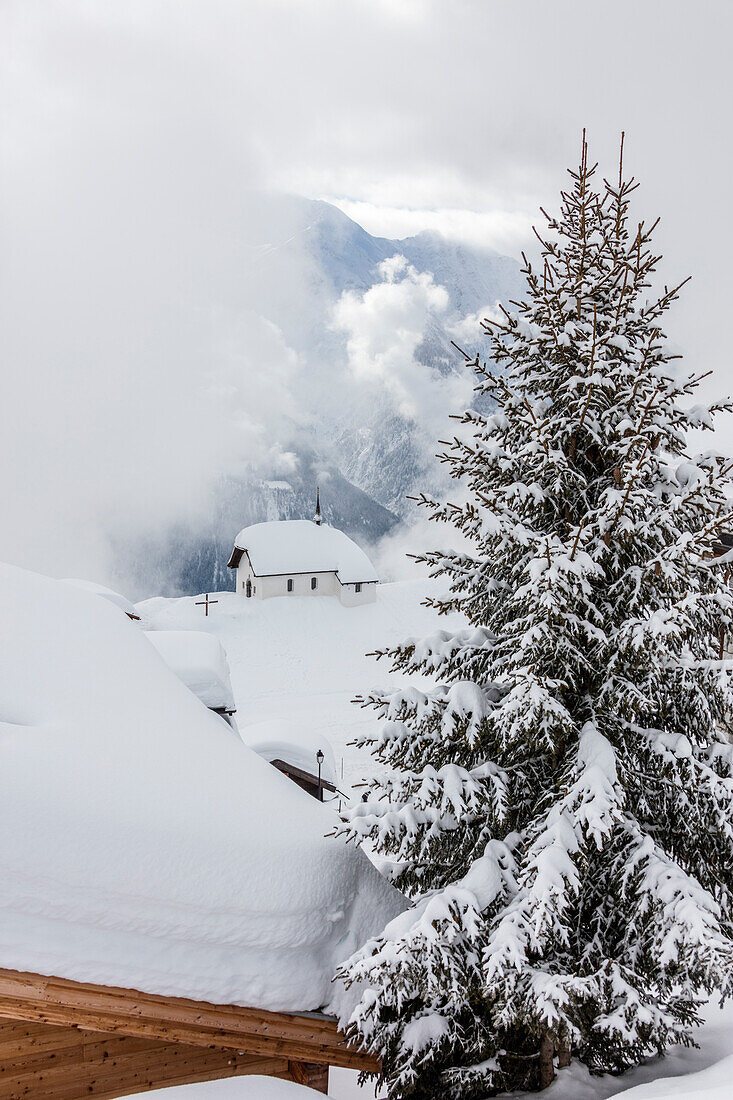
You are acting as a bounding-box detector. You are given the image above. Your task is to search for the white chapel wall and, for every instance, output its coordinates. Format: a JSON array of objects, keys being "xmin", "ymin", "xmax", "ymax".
[
  {"xmin": 235, "ymin": 558, "xmax": 341, "ymax": 600},
  {"xmin": 339, "ymin": 581, "xmax": 377, "ymax": 607}
]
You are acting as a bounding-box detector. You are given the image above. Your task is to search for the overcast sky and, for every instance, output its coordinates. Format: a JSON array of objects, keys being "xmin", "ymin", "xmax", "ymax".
[{"xmin": 2, "ymin": 0, "xmax": 732, "ymax": 583}]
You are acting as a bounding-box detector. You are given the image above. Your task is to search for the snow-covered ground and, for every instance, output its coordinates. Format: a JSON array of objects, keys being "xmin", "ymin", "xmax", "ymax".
[
  {"xmin": 529, "ymin": 1001, "xmax": 733, "ymax": 1100},
  {"xmin": 138, "ymin": 580, "xmax": 733, "ymax": 1100},
  {"xmin": 126, "ymin": 1079, "xmax": 324, "ymax": 1098},
  {"xmin": 138, "ymin": 578, "xmax": 463, "ymax": 796}
]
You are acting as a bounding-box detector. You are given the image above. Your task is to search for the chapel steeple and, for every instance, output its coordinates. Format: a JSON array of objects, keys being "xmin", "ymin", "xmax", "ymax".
[{"xmin": 314, "ymin": 487, "xmax": 322, "ymax": 526}]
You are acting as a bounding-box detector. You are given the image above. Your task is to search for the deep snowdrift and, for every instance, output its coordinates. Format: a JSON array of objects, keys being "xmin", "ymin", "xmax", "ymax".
[
  {"xmin": 0, "ymin": 562, "xmax": 403, "ymax": 1013},
  {"xmin": 614, "ymin": 1056, "xmax": 733, "ymax": 1099},
  {"xmin": 144, "ymin": 629, "xmax": 237, "ymax": 713},
  {"xmin": 138, "ymin": 578, "xmax": 468, "ymax": 793}
]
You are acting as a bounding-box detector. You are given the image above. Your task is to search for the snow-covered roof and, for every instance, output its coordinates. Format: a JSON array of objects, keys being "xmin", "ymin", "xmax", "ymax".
[
  {"xmin": 0, "ymin": 562, "xmax": 404, "ymax": 1015},
  {"xmin": 62, "ymin": 577, "xmax": 139, "ymax": 618},
  {"xmin": 243, "ymin": 719, "xmax": 338, "ymax": 786},
  {"xmin": 145, "ymin": 630, "xmax": 236, "ymax": 713},
  {"xmin": 230, "ymin": 521, "xmax": 378, "ymax": 585}
]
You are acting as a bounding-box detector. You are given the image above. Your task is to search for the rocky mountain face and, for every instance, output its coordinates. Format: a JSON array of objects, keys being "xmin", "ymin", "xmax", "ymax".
[
  {"xmin": 298, "ymin": 201, "xmax": 524, "ymax": 513},
  {"xmin": 121, "ymin": 197, "xmax": 522, "ymax": 596}
]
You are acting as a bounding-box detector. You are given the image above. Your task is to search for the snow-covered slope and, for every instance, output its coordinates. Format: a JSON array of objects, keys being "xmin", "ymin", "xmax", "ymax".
[
  {"xmin": 615, "ymin": 1057, "xmax": 733, "ymax": 1100},
  {"xmin": 534, "ymin": 999, "xmax": 733, "ymax": 1100},
  {"xmin": 62, "ymin": 577, "xmax": 139, "ymax": 617},
  {"xmin": 0, "ymin": 562, "xmax": 404, "ymax": 1014},
  {"xmin": 138, "ymin": 578, "xmax": 467, "ymax": 792}
]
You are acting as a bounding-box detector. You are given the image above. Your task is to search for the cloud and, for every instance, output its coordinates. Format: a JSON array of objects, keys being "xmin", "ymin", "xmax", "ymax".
[
  {"xmin": 0, "ymin": 3, "xmax": 307, "ymax": 586},
  {"xmin": 332, "ymin": 255, "xmax": 471, "ymax": 431},
  {"xmin": 332, "ymin": 255, "xmax": 448, "ymax": 410},
  {"xmin": 1, "ymin": 0, "xmax": 731, "ymax": 594},
  {"xmin": 446, "ymin": 306, "xmax": 501, "ymax": 360},
  {"xmin": 323, "ymin": 200, "xmax": 534, "ymax": 258},
  {"xmin": 370, "ymin": 490, "xmax": 474, "ymax": 584}
]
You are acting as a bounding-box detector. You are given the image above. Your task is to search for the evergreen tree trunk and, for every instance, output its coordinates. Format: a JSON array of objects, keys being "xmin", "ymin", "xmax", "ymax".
[
  {"xmin": 335, "ymin": 134, "xmax": 733, "ymax": 1099},
  {"xmin": 539, "ymin": 1035, "xmax": 555, "ymax": 1090}
]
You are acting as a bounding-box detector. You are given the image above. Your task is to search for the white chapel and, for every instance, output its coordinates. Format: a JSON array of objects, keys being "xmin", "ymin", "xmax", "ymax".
[{"xmin": 227, "ymin": 493, "xmax": 378, "ymax": 606}]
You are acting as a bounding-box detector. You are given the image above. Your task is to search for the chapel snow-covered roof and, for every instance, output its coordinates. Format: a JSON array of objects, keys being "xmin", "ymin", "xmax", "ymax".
[
  {"xmin": 145, "ymin": 630, "xmax": 236, "ymax": 713},
  {"xmin": 229, "ymin": 520, "xmax": 378, "ymax": 585},
  {"xmin": 0, "ymin": 562, "xmax": 403, "ymax": 1015}
]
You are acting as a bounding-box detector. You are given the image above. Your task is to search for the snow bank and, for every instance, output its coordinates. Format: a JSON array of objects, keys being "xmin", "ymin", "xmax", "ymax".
[
  {"xmin": 125, "ymin": 1078, "xmax": 324, "ymax": 1098},
  {"xmin": 145, "ymin": 629, "xmax": 236, "ymax": 713},
  {"xmin": 233, "ymin": 520, "xmax": 378, "ymax": 584},
  {"xmin": 62, "ymin": 577, "xmax": 138, "ymax": 617},
  {"xmin": 0, "ymin": 563, "xmax": 404, "ymax": 1014},
  {"xmin": 612, "ymin": 1054, "xmax": 733, "ymax": 1099},
  {"xmin": 524, "ymin": 1001, "xmax": 733, "ymax": 1100}
]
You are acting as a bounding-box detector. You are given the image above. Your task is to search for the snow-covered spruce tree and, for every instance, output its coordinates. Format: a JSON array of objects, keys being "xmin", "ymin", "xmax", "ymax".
[{"xmin": 335, "ymin": 136, "xmax": 733, "ymax": 1099}]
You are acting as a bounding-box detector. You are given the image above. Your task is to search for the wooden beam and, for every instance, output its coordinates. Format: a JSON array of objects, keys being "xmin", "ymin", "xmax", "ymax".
[
  {"xmin": 0, "ymin": 969, "xmax": 378, "ymax": 1072},
  {"xmin": 288, "ymin": 1059, "xmax": 329, "ymax": 1093}
]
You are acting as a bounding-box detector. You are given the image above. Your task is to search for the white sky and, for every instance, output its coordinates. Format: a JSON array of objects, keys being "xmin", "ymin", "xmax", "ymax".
[{"xmin": 1, "ymin": 0, "xmax": 732, "ymax": 581}]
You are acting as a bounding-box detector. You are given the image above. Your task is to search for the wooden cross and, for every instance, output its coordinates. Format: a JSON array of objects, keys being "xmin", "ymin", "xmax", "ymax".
[{"xmin": 195, "ymin": 593, "xmax": 218, "ymax": 617}]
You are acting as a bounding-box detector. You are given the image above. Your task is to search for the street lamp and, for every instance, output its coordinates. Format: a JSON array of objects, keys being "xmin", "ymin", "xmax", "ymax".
[{"xmin": 316, "ymin": 749, "xmax": 325, "ymax": 802}]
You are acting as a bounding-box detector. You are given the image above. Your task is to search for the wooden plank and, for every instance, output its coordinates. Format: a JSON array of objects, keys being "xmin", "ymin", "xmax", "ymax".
[
  {"xmin": 0, "ymin": 1017, "xmax": 329, "ymax": 1097},
  {"xmin": 270, "ymin": 759, "xmax": 337, "ymax": 793},
  {"xmin": 0, "ymin": 1024, "xmax": 148, "ymax": 1062},
  {"xmin": 9, "ymin": 1043, "xmax": 246, "ymax": 1085},
  {"xmin": 98, "ymin": 1059, "xmax": 291, "ymax": 1100},
  {"xmin": 0, "ymin": 969, "xmax": 378, "ymax": 1072},
  {"xmin": 0, "ymin": 1043, "xmax": 288, "ymax": 1098},
  {"xmin": 0, "ymin": 1023, "xmax": 58, "ymax": 1044},
  {"xmin": 28, "ymin": 1062, "xmax": 291, "ymax": 1100},
  {"xmin": 0, "ymin": 1026, "xmax": 83, "ymax": 1060},
  {"xmin": 0, "ymin": 1037, "xmax": 164, "ymax": 1077},
  {"xmin": 81, "ymin": 1035, "xmax": 164, "ymax": 1063}
]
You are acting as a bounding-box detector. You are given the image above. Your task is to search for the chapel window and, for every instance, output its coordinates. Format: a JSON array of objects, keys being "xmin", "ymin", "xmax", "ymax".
[
  {"xmin": 311, "ymin": 577, "xmax": 318, "ymax": 590},
  {"xmin": 355, "ymin": 583, "xmax": 361, "ymax": 593},
  {"xmin": 287, "ymin": 578, "xmax": 294, "ymax": 592},
  {"xmin": 246, "ymin": 579, "xmax": 252, "ymax": 598}
]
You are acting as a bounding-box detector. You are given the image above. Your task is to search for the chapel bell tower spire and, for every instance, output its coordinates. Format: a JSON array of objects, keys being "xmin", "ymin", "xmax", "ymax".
[{"xmin": 314, "ymin": 487, "xmax": 322, "ymax": 526}]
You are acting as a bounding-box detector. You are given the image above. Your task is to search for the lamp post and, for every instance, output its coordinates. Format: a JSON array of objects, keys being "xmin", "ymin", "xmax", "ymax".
[{"xmin": 316, "ymin": 749, "xmax": 325, "ymax": 802}]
